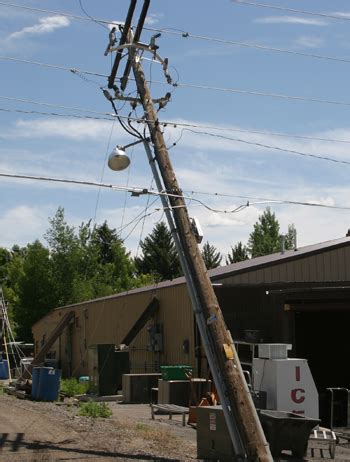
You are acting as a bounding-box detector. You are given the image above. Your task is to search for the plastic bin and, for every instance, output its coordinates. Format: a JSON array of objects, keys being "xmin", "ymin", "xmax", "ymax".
[
  {"xmin": 0, "ymin": 360, "xmax": 9, "ymax": 379},
  {"xmin": 31, "ymin": 367, "xmax": 41, "ymax": 400},
  {"xmin": 258, "ymin": 409, "xmax": 320, "ymax": 458},
  {"xmin": 160, "ymin": 366, "xmax": 193, "ymax": 381},
  {"xmin": 37, "ymin": 367, "xmax": 62, "ymax": 402}
]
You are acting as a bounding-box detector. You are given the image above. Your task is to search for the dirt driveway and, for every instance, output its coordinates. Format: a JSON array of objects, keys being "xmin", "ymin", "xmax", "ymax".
[
  {"xmin": 0, "ymin": 394, "xmax": 197, "ymax": 461},
  {"xmin": 3, "ymin": 393, "xmax": 350, "ymax": 461}
]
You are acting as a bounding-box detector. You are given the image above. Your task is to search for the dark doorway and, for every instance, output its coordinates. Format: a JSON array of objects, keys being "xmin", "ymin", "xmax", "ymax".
[{"xmin": 295, "ymin": 309, "xmax": 350, "ymax": 425}]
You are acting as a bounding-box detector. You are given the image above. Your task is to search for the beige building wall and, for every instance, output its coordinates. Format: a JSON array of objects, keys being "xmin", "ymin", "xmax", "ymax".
[{"xmin": 32, "ymin": 282, "xmax": 196, "ymax": 378}]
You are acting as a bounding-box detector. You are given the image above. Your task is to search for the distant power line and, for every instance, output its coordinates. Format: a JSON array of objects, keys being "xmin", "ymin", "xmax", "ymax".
[
  {"xmin": 183, "ymin": 128, "xmax": 350, "ymax": 166},
  {"xmin": 1, "ymin": 2, "xmax": 350, "ymax": 66},
  {"xmin": 231, "ymin": 1, "xmax": 350, "ymax": 22},
  {"xmin": 0, "ymin": 107, "xmax": 116, "ymax": 121},
  {"xmin": 1, "ymin": 171, "xmax": 350, "ymax": 213},
  {"xmin": 3, "ymin": 55, "xmax": 350, "ymax": 110}
]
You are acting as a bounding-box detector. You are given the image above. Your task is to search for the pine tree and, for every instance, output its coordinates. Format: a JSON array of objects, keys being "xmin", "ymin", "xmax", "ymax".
[
  {"xmin": 201, "ymin": 241, "xmax": 222, "ymax": 269},
  {"xmin": 135, "ymin": 222, "xmax": 181, "ymax": 281},
  {"xmin": 226, "ymin": 241, "xmax": 249, "ymax": 264}
]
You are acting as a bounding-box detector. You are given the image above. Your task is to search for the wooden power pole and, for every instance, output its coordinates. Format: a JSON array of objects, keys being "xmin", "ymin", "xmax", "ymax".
[{"xmin": 108, "ymin": 3, "xmax": 272, "ymax": 460}]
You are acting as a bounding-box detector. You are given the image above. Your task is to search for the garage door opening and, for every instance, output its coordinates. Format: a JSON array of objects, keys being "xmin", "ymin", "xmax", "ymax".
[{"xmin": 295, "ymin": 309, "xmax": 350, "ymax": 425}]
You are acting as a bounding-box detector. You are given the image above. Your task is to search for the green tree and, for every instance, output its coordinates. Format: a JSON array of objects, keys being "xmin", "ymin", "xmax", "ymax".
[
  {"xmin": 284, "ymin": 224, "xmax": 297, "ymax": 250},
  {"xmin": 85, "ymin": 221, "xmax": 136, "ymax": 297},
  {"xmin": 44, "ymin": 207, "xmax": 81, "ymax": 306},
  {"xmin": 201, "ymin": 241, "xmax": 222, "ymax": 269},
  {"xmin": 11, "ymin": 241, "xmax": 56, "ymax": 341},
  {"xmin": 248, "ymin": 207, "xmax": 296, "ymax": 258},
  {"xmin": 135, "ymin": 222, "xmax": 182, "ymax": 281},
  {"xmin": 226, "ymin": 241, "xmax": 249, "ymax": 264},
  {"xmin": 0, "ymin": 247, "xmax": 12, "ymax": 284}
]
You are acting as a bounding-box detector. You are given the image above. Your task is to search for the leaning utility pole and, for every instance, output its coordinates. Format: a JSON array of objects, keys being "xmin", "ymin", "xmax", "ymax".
[{"xmin": 107, "ymin": 2, "xmax": 272, "ymax": 460}]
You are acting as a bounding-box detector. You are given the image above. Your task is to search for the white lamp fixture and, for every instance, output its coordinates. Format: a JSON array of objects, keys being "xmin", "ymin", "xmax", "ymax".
[{"xmin": 108, "ymin": 146, "xmax": 131, "ymax": 171}]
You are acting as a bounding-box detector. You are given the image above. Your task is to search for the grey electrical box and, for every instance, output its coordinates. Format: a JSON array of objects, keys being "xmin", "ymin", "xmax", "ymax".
[{"xmin": 196, "ymin": 406, "xmax": 234, "ymax": 461}]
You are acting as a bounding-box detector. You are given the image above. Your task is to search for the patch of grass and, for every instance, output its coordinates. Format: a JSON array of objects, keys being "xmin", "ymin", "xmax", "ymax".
[
  {"xmin": 136, "ymin": 422, "xmax": 150, "ymax": 432},
  {"xmin": 60, "ymin": 378, "xmax": 89, "ymax": 397},
  {"xmin": 78, "ymin": 401, "xmax": 112, "ymax": 418},
  {"xmin": 0, "ymin": 387, "xmax": 4, "ymax": 395}
]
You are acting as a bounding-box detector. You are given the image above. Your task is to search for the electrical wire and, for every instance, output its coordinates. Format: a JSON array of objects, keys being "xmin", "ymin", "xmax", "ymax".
[
  {"xmin": 92, "ymin": 120, "xmax": 116, "ymax": 223},
  {"xmin": 185, "ymin": 190, "xmax": 350, "ymax": 212},
  {"xmin": 0, "ymin": 107, "xmax": 115, "ymax": 121},
  {"xmin": 4, "ymin": 54, "xmax": 350, "ymax": 109},
  {"xmin": 2, "ymin": 103, "xmax": 350, "ymax": 166},
  {"xmin": 0, "ymin": 172, "xmax": 152, "ymax": 194},
  {"xmin": 0, "ymin": 55, "xmax": 108, "ymax": 77},
  {"xmin": 119, "ymin": 145, "xmax": 135, "ymax": 232},
  {"xmin": 0, "ymin": 95, "xmax": 116, "ymax": 117},
  {"xmin": 2, "ymin": 2, "xmax": 350, "ymax": 66},
  {"xmin": 3, "ymin": 104, "xmax": 350, "ymax": 148},
  {"xmin": 182, "ymin": 128, "xmax": 350, "ymax": 166},
  {"xmin": 78, "ymin": 0, "xmax": 109, "ymax": 30},
  {"xmin": 1, "ymin": 171, "xmax": 350, "ymax": 212},
  {"xmin": 231, "ymin": 1, "xmax": 350, "ymax": 22},
  {"xmin": 172, "ymin": 82, "xmax": 350, "ymax": 108}
]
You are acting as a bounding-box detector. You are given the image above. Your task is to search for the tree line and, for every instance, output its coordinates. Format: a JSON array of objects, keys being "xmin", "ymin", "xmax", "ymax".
[{"xmin": 0, "ymin": 206, "xmax": 295, "ymax": 342}]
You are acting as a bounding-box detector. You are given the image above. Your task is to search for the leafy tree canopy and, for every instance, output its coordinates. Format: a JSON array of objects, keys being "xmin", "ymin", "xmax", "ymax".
[{"xmin": 247, "ymin": 207, "xmax": 295, "ymax": 258}]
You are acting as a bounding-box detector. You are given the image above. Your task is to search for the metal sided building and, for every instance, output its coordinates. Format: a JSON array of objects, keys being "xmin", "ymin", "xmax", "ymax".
[{"xmin": 33, "ymin": 235, "xmax": 350, "ymax": 417}]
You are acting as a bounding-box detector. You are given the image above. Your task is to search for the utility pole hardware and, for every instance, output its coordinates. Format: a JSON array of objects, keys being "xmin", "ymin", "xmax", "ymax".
[{"xmin": 106, "ymin": 2, "xmax": 272, "ymax": 460}]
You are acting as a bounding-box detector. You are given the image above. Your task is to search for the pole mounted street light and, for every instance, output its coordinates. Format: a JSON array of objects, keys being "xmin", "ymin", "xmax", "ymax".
[{"xmin": 108, "ymin": 138, "xmax": 150, "ymax": 171}]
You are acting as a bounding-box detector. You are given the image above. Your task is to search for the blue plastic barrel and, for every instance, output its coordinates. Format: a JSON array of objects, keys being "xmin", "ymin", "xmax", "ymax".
[
  {"xmin": 31, "ymin": 367, "xmax": 41, "ymax": 399},
  {"xmin": 37, "ymin": 367, "xmax": 61, "ymax": 402},
  {"xmin": 0, "ymin": 360, "xmax": 9, "ymax": 379}
]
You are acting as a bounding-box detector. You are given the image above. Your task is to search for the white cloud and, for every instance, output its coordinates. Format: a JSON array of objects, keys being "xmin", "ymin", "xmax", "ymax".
[
  {"xmin": 12, "ymin": 118, "xmax": 118, "ymax": 141},
  {"xmin": 331, "ymin": 12, "xmax": 350, "ymax": 19},
  {"xmin": 254, "ymin": 16, "xmax": 328, "ymax": 26},
  {"xmin": 145, "ymin": 13, "xmax": 163, "ymax": 25},
  {"xmin": 293, "ymin": 36, "xmax": 324, "ymax": 49},
  {"xmin": 0, "ymin": 205, "xmax": 50, "ymax": 248},
  {"xmin": 8, "ymin": 16, "xmax": 70, "ymax": 40}
]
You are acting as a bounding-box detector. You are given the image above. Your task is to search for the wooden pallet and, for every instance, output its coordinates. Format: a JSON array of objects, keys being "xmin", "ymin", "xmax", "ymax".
[{"xmin": 309, "ymin": 429, "xmax": 337, "ymax": 459}]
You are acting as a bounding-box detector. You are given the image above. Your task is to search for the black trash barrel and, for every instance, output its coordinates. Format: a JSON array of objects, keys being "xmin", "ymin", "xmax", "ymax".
[{"xmin": 258, "ymin": 410, "xmax": 320, "ymax": 458}]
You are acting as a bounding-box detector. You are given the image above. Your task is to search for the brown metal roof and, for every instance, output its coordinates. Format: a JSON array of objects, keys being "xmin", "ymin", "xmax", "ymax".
[{"xmin": 48, "ymin": 235, "xmax": 350, "ymax": 313}]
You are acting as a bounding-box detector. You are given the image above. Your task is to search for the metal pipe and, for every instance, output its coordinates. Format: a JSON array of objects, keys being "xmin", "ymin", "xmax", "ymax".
[{"xmin": 142, "ymin": 140, "xmax": 246, "ymax": 456}]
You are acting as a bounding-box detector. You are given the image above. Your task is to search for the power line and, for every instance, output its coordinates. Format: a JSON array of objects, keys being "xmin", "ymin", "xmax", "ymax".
[
  {"xmin": 231, "ymin": 1, "xmax": 350, "ymax": 22},
  {"xmin": 4, "ymin": 54, "xmax": 350, "ymax": 109},
  {"xmin": 183, "ymin": 128, "xmax": 350, "ymax": 166},
  {"xmin": 2, "ymin": 106, "xmax": 350, "ymax": 166},
  {"xmin": 173, "ymin": 82, "xmax": 350, "ymax": 108},
  {"xmin": 1, "ymin": 171, "xmax": 350, "ymax": 213},
  {"xmin": 4, "ymin": 105, "xmax": 350, "ymax": 152},
  {"xmin": 0, "ymin": 1, "xmax": 110, "ymax": 24},
  {"xmin": 185, "ymin": 190, "xmax": 350, "ymax": 212},
  {"xmin": 0, "ymin": 55, "xmax": 108, "ymax": 77},
  {"xmin": 0, "ymin": 95, "xmax": 115, "ymax": 117},
  {"xmin": 1, "ymin": 2, "xmax": 350, "ymax": 66},
  {"xmin": 0, "ymin": 107, "xmax": 115, "ymax": 121}
]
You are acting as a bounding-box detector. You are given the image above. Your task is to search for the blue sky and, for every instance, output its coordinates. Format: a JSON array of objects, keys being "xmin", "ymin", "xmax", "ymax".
[{"xmin": 1, "ymin": 0, "xmax": 350, "ymax": 258}]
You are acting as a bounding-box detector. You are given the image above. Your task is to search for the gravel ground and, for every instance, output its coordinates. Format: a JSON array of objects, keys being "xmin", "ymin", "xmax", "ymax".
[
  {"xmin": 0, "ymin": 393, "xmax": 197, "ymax": 461},
  {"xmin": 2, "ymin": 392, "xmax": 350, "ymax": 461}
]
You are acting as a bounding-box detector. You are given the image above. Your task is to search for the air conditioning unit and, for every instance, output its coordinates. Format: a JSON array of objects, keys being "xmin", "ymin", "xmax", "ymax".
[{"xmin": 258, "ymin": 343, "xmax": 292, "ymax": 360}]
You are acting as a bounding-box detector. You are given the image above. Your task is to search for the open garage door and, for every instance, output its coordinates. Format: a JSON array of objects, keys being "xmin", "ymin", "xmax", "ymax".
[{"xmin": 294, "ymin": 307, "xmax": 350, "ymax": 425}]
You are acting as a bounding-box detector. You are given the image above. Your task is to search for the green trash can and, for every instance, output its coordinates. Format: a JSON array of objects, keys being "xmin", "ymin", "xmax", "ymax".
[{"xmin": 160, "ymin": 365, "xmax": 193, "ymax": 381}]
